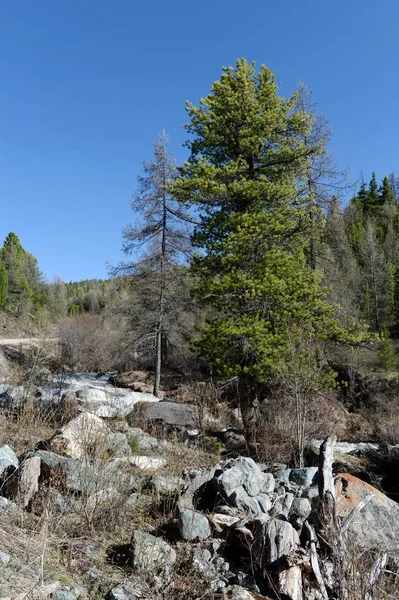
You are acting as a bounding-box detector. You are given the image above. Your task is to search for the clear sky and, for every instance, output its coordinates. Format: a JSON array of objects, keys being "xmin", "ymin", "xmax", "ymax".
[{"xmin": 0, "ymin": 0, "xmax": 398, "ymax": 282}]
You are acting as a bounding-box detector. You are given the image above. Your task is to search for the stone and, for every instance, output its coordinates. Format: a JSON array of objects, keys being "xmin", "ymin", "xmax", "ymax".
[
  {"xmin": 230, "ymin": 486, "xmax": 271, "ymax": 517},
  {"xmin": 179, "ymin": 509, "xmax": 211, "ymax": 540},
  {"xmin": 274, "ymin": 469, "xmax": 291, "ymax": 486},
  {"xmin": 335, "ymin": 472, "xmax": 399, "ymax": 553},
  {"xmin": 30, "ymin": 450, "xmax": 72, "ymax": 475},
  {"xmin": 191, "ymin": 547, "xmax": 216, "ymax": 578},
  {"xmin": 129, "ymin": 428, "xmax": 159, "ymax": 451},
  {"xmin": 0, "ymin": 550, "xmax": 10, "ymax": 565},
  {"xmin": 6, "ymin": 456, "xmax": 41, "ymax": 508},
  {"xmin": 179, "ymin": 465, "xmax": 220, "ymax": 511},
  {"xmin": 129, "ymin": 401, "xmax": 199, "ymax": 428},
  {"xmin": 0, "ymin": 495, "xmax": 24, "ymax": 516},
  {"xmin": 50, "ymin": 592, "xmax": 77, "ymax": 600},
  {"xmin": 249, "ymin": 516, "xmax": 300, "ymax": 568},
  {"xmin": 210, "ymin": 513, "xmax": 240, "ymax": 529},
  {"xmin": 0, "ymin": 444, "xmax": 18, "ymax": 476},
  {"xmin": 290, "ymin": 498, "xmax": 311, "ymax": 520},
  {"xmin": 215, "ymin": 457, "xmax": 275, "ymax": 499},
  {"xmin": 49, "ymin": 412, "xmax": 111, "ymax": 459},
  {"xmin": 106, "ymin": 431, "xmax": 131, "ymax": 456},
  {"xmin": 106, "ymin": 578, "xmax": 148, "ymax": 599},
  {"xmin": 289, "ymin": 467, "xmax": 318, "ymax": 488},
  {"xmin": 149, "ymin": 474, "xmax": 183, "ymax": 495},
  {"xmin": 64, "ymin": 458, "xmax": 136, "ymax": 495},
  {"xmin": 222, "ymin": 586, "xmax": 256, "ymax": 599},
  {"xmin": 130, "ymin": 531, "xmax": 176, "ymax": 572},
  {"xmin": 117, "ymin": 456, "xmax": 166, "ymax": 471}
]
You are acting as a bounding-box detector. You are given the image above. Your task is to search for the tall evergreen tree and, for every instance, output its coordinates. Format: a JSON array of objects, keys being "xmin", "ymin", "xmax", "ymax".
[
  {"xmin": 173, "ymin": 60, "xmax": 364, "ymax": 455},
  {"xmin": 0, "ymin": 263, "xmax": 8, "ymax": 308}
]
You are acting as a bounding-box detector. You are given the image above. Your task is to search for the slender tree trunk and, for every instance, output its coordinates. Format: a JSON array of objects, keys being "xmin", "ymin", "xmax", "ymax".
[
  {"xmin": 153, "ymin": 172, "xmax": 167, "ymax": 397},
  {"xmin": 238, "ymin": 373, "xmax": 259, "ymax": 458}
]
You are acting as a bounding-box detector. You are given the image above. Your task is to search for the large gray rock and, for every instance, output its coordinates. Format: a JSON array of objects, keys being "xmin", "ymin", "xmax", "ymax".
[
  {"xmin": 130, "ymin": 531, "xmax": 176, "ymax": 572},
  {"xmin": 289, "ymin": 467, "xmax": 318, "ymax": 488},
  {"xmin": 179, "ymin": 509, "xmax": 211, "ymax": 541},
  {"xmin": 290, "ymin": 498, "xmax": 311, "ymax": 521},
  {"xmin": 335, "ymin": 473, "xmax": 399, "ymax": 553},
  {"xmin": 215, "ymin": 457, "xmax": 275, "ymax": 499},
  {"xmin": 64, "ymin": 458, "xmax": 136, "ymax": 495},
  {"xmin": 249, "ymin": 515, "xmax": 300, "ymax": 567},
  {"xmin": 49, "ymin": 412, "xmax": 111, "ymax": 459},
  {"xmin": 0, "ymin": 444, "xmax": 18, "ymax": 476},
  {"xmin": 230, "ymin": 486, "xmax": 271, "ymax": 516},
  {"xmin": 129, "ymin": 401, "xmax": 199, "ymax": 428}
]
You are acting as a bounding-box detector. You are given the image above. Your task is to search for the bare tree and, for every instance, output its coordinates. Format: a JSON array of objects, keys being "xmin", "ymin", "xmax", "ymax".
[
  {"xmin": 111, "ymin": 132, "xmax": 192, "ymax": 395},
  {"xmin": 294, "ymin": 82, "xmax": 350, "ymax": 269}
]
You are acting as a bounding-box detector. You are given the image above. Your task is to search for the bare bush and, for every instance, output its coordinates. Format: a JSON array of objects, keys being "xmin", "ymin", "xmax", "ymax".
[{"xmin": 58, "ymin": 314, "xmax": 119, "ymax": 372}]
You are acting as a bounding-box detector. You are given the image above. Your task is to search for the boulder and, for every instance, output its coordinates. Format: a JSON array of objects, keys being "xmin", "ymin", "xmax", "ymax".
[
  {"xmin": 130, "ymin": 531, "xmax": 176, "ymax": 572},
  {"xmin": 0, "ymin": 444, "xmax": 18, "ymax": 476},
  {"xmin": 289, "ymin": 467, "xmax": 318, "ymax": 488},
  {"xmin": 129, "ymin": 401, "xmax": 199, "ymax": 428},
  {"xmin": 178, "ymin": 509, "xmax": 211, "ymax": 541},
  {"xmin": 230, "ymin": 487, "xmax": 271, "ymax": 516},
  {"xmin": 290, "ymin": 498, "xmax": 311, "ymax": 521},
  {"xmin": 215, "ymin": 457, "xmax": 275, "ymax": 499},
  {"xmin": 335, "ymin": 472, "xmax": 399, "ymax": 553},
  {"xmin": 49, "ymin": 412, "xmax": 110, "ymax": 459},
  {"xmin": 64, "ymin": 458, "xmax": 136, "ymax": 495},
  {"xmin": 6, "ymin": 456, "xmax": 41, "ymax": 508},
  {"xmin": 249, "ymin": 516, "xmax": 300, "ymax": 568}
]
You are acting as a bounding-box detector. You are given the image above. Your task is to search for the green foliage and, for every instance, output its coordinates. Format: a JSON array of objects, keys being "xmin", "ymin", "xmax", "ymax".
[
  {"xmin": 173, "ymin": 59, "xmax": 366, "ymax": 386},
  {"xmin": 0, "ymin": 262, "xmax": 8, "ymax": 307},
  {"xmin": 130, "ymin": 435, "xmax": 140, "ymax": 454},
  {"xmin": 378, "ymin": 328, "xmax": 396, "ymax": 373}
]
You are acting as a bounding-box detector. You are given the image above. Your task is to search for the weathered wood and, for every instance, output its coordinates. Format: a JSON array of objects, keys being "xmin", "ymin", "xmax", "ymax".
[
  {"xmin": 364, "ymin": 553, "xmax": 387, "ymax": 600},
  {"xmin": 318, "ymin": 435, "xmax": 336, "ymax": 500},
  {"xmin": 304, "ymin": 521, "xmax": 329, "ymax": 600}
]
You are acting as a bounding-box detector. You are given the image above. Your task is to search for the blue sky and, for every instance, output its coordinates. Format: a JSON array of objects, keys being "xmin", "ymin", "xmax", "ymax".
[{"xmin": 0, "ymin": 0, "xmax": 398, "ymax": 282}]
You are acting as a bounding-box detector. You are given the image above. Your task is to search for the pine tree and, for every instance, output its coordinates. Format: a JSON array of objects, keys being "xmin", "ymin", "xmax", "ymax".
[
  {"xmin": 379, "ymin": 176, "xmax": 395, "ymax": 205},
  {"xmin": 368, "ymin": 172, "xmax": 379, "ymax": 208},
  {"xmin": 0, "ymin": 232, "xmax": 43, "ymax": 315},
  {"xmin": 173, "ymin": 59, "xmax": 365, "ymax": 455},
  {"xmin": 0, "ymin": 263, "xmax": 8, "ymax": 308}
]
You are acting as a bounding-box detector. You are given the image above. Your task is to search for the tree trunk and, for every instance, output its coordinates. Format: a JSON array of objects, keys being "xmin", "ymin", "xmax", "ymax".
[
  {"xmin": 153, "ymin": 167, "xmax": 168, "ymax": 398},
  {"xmin": 238, "ymin": 373, "xmax": 259, "ymax": 458}
]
